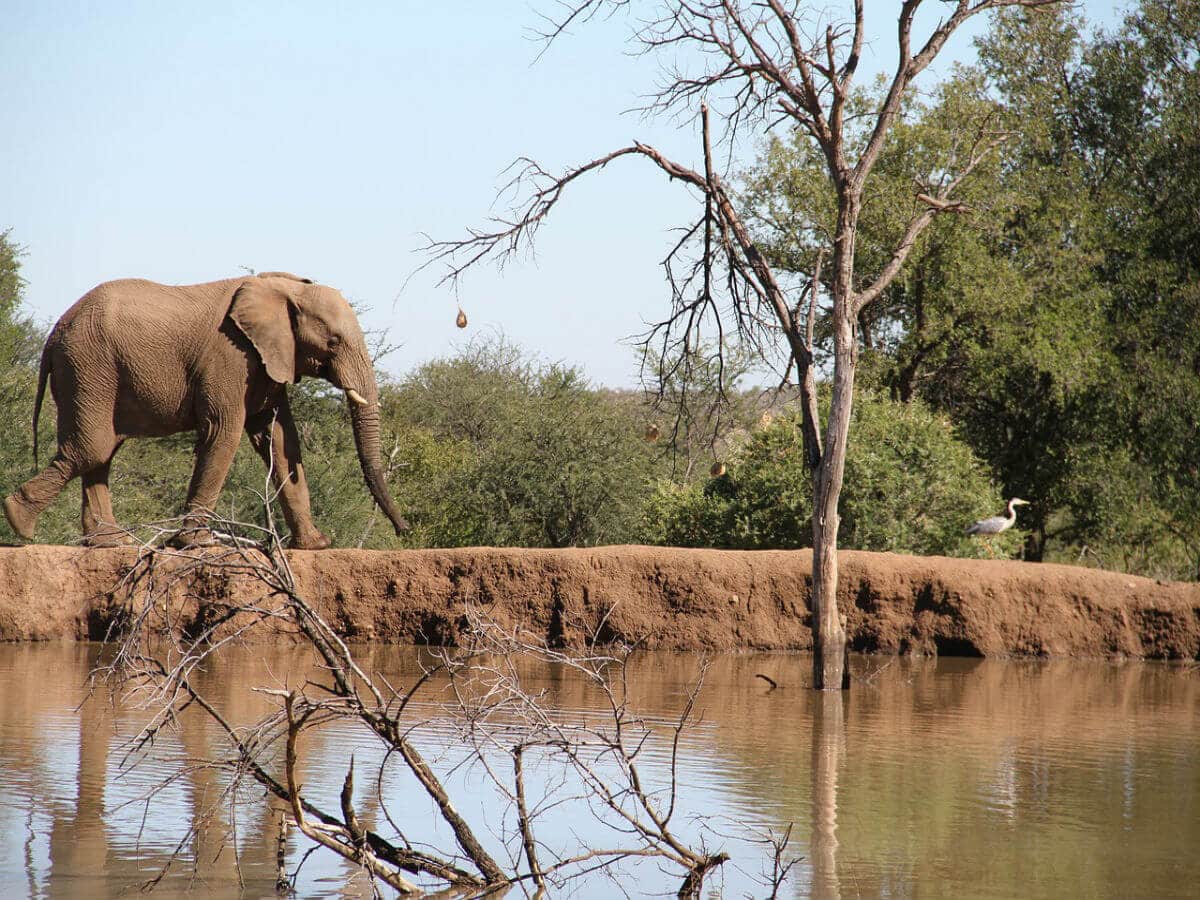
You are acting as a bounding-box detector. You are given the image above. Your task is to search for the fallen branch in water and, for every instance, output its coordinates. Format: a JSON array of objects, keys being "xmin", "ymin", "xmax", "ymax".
[
  {"xmin": 91, "ymin": 506, "xmax": 736, "ymax": 897},
  {"xmin": 755, "ymin": 673, "xmax": 780, "ymax": 690}
]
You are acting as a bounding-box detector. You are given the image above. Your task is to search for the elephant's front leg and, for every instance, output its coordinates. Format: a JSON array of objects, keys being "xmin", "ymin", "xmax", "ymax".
[
  {"xmin": 172, "ymin": 418, "xmax": 245, "ymax": 548},
  {"xmin": 246, "ymin": 402, "xmax": 331, "ymax": 550}
]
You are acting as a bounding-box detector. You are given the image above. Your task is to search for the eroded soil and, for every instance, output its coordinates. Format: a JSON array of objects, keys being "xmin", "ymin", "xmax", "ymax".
[{"xmin": 0, "ymin": 544, "xmax": 1196, "ymax": 658}]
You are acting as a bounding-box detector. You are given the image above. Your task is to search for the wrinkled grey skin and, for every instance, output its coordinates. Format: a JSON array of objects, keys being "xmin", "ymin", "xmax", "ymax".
[{"xmin": 2, "ymin": 272, "xmax": 408, "ymax": 548}]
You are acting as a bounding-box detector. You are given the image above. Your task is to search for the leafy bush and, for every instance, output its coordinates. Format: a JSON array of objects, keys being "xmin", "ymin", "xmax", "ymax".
[
  {"xmin": 645, "ymin": 391, "xmax": 1022, "ymax": 558},
  {"xmin": 388, "ymin": 336, "xmax": 660, "ymax": 548},
  {"xmin": 0, "ymin": 232, "xmax": 78, "ymax": 543}
]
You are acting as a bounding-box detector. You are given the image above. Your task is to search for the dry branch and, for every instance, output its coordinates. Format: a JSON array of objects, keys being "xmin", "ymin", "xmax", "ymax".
[{"xmin": 90, "ymin": 511, "xmax": 738, "ymax": 896}]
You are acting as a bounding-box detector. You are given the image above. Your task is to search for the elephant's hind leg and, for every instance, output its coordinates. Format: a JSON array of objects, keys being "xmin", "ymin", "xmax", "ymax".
[
  {"xmin": 3, "ymin": 492, "xmax": 40, "ymax": 542},
  {"xmin": 81, "ymin": 456, "xmax": 132, "ymax": 547},
  {"xmin": 4, "ymin": 454, "xmax": 80, "ymax": 541}
]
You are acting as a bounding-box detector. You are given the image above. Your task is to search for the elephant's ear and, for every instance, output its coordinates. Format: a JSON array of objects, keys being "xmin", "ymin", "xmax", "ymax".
[{"xmin": 229, "ymin": 280, "xmax": 297, "ymax": 384}]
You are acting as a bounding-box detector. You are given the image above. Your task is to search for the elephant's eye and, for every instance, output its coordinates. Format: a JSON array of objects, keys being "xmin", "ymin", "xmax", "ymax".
[{"xmin": 327, "ymin": 334, "xmax": 342, "ymax": 350}]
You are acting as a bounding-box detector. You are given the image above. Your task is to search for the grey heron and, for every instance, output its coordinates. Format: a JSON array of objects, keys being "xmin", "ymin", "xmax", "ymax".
[
  {"xmin": 966, "ymin": 498, "xmax": 1029, "ymax": 557},
  {"xmin": 966, "ymin": 498, "xmax": 1030, "ymax": 535}
]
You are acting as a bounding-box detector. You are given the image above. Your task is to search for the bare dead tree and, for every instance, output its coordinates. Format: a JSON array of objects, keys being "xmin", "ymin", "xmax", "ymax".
[
  {"xmin": 423, "ymin": 0, "xmax": 1061, "ymax": 689},
  {"xmin": 90, "ymin": 513, "xmax": 738, "ymax": 897}
]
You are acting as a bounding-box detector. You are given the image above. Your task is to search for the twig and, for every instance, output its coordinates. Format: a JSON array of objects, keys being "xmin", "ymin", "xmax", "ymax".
[{"xmin": 754, "ymin": 673, "xmax": 780, "ymax": 690}]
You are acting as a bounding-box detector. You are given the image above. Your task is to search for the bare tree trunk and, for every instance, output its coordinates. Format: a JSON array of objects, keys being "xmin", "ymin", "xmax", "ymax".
[
  {"xmin": 810, "ymin": 519, "xmax": 847, "ymax": 690},
  {"xmin": 810, "ymin": 200, "xmax": 860, "ymax": 690},
  {"xmin": 811, "ymin": 309, "xmax": 856, "ymax": 690}
]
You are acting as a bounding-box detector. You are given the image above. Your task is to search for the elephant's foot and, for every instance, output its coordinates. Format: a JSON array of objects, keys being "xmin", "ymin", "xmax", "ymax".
[
  {"xmin": 288, "ymin": 529, "xmax": 332, "ymax": 551},
  {"xmin": 3, "ymin": 493, "xmax": 38, "ymax": 541}
]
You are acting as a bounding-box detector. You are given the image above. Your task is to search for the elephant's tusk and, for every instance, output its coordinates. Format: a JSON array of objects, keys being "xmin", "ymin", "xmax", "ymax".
[{"xmin": 345, "ymin": 389, "xmax": 370, "ymax": 407}]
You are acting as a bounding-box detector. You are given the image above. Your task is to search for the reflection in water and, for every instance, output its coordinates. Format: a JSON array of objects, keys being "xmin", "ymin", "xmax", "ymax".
[
  {"xmin": 810, "ymin": 691, "xmax": 844, "ymax": 900},
  {"xmin": 0, "ymin": 645, "xmax": 1196, "ymax": 898},
  {"xmin": 53, "ymin": 679, "xmax": 108, "ymax": 896}
]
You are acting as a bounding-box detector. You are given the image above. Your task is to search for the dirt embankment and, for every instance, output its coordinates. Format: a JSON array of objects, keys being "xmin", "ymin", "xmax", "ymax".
[{"xmin": 0, "ymin": 544, "xmax": 1196, "ymax": 658}]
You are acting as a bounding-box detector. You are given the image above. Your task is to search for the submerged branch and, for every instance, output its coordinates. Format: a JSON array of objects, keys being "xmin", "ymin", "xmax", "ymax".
[{"xmin": 90, "ymin": 510, "xmax": 733, "ymax": 896}]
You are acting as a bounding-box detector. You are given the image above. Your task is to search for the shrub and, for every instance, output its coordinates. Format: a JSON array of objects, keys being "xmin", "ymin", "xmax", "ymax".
[
  {"xmin": 387, "ymin": 336, "xmax": 660, "ymax": 547},
  {"xmin": 646, "ymin": 391, "xmax": 1022, "ymax": 558}
]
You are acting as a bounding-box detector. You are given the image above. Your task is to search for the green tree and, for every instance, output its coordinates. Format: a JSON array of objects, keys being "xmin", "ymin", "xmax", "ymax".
[
  {"xmin": 0, "ymin": 232, "xmax": 79, "ymax": 543},
  {"xmin": 0, "ymin": 230, "xmax": 39, "ymax": 428},
  {"xmin": 947, "ymin": 1, "xmax": 1200, "ymax": 577},
  {"xmin": 742, "ymin": 11, "xmax": 1114, "ymax": 562},
  {"xmin": 1071, "ymin": 0, "xmax": 1200, "ymax": 577}
]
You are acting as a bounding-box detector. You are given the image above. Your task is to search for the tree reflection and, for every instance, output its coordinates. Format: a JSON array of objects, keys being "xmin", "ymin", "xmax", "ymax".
[{"xmin": 810, "ymin": 690, "xmax": 845, "ymax": 900}]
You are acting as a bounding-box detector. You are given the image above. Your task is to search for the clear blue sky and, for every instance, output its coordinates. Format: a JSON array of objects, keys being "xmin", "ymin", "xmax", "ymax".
[{"xmin": 1, "ymin": 1, "xmax": 1126, "ymax": 387}]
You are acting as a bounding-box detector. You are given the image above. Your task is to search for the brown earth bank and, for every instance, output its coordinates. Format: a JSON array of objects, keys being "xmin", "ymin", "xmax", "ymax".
[{"xmin": 0, "ymin": 543, "xmax": 1197, "ymax": 658}]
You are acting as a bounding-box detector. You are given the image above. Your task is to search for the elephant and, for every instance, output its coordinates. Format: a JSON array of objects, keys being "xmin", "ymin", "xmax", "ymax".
[{"xmin": 2, "ymin": 271, "xmax": 409, "ymax": 549}]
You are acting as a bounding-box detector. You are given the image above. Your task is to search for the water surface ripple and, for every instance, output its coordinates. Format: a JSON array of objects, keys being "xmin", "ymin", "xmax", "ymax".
[{"xmin": 0, "ymin": 645, "xmax": 1195, "ymax": 898}]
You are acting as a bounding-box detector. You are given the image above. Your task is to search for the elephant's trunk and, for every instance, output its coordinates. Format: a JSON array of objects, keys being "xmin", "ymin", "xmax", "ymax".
[{"xmin": 342, "ymin": 380, "xmax": 409, "ymax": 535}]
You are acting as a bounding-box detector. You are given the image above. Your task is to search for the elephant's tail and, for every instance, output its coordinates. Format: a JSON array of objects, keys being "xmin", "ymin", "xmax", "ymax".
[{"xmin": 31, "ymin": 346, "xmax": 50, "ymax": 469}]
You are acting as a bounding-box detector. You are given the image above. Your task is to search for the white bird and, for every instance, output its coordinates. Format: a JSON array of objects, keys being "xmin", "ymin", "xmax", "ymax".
[{"xmin": 966, "ymin": 498, "xmax": 1030, "ymax": 535}]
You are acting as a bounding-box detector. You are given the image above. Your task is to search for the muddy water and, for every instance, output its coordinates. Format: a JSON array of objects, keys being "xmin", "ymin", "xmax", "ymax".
[{"xmin": 0, "ymin": 644, "xmax": 1196, "ymax": 899}]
